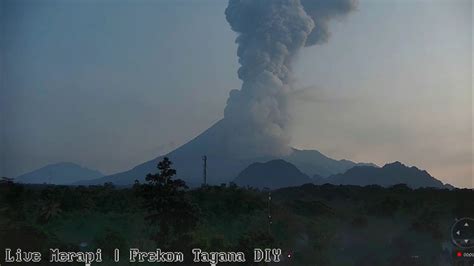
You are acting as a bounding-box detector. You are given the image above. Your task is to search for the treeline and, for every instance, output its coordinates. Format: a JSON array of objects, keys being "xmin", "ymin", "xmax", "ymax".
[{"xmin": 1, "ymin": 158, "xmax": 473, "ymax": 265}]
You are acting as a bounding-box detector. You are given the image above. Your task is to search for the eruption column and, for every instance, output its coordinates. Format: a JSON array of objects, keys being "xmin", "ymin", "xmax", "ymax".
[{"xmin": 221, "ymin": 0, "xmax": 356, "ymax": 158}]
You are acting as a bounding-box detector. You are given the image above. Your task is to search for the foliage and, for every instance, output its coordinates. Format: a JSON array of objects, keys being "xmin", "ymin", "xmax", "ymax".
[
  {"xmin": 0, "ymin": 175, "xmax": 472, "ymax": 265},
  {"xmin": 93, "ymin": 228, "xmax": 127, "ymax": 258},
  {"xmin": 237, "ymin": 230, "xmax": 276, "ymax": 265},
  {"xmin": 136, "ymin": 157, "xmax": 199, "ymax": 246}
]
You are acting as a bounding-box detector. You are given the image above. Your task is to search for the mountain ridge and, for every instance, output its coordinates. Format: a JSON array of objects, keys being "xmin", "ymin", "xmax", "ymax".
[
  {"xmin": 15, "ymin": 162, "xmax": 103, "ymax": 185},
  {"xmin": 322, "ymin": 161, "xmax": 447, "ymax": 189},
  {"xmin": 234, "ymin": 159, "xmax": 313, "ymax": 189},
  {"xmin": 234, "ymin": 160, "xmax": 450, "ymax": 190},
  {"xmin": 76, "ymin": 120, "xmax": 376, "ymax": 186}
]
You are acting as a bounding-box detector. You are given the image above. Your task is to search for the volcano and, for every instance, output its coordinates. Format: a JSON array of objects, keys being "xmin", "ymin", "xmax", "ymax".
[
  {"xmin": 78, "ymin": 120, "xmax": 374, "ymax": 186},
  {"xmin": 76, "ymin": 0, "xmax": 365, "ymax": 186}
]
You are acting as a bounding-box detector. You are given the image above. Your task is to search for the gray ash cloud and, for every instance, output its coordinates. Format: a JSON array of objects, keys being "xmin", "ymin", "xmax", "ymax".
[{"xmin": 221, "ymin": 0, "xmax": 356, "ymax": 158}]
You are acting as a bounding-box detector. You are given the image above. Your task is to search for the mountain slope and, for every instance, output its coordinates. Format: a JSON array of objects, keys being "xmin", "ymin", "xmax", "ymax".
[
  {"xmin": 15, "ymin": 162, "xmax": 103, "ymax": 185},
  {"xmin": 323, "ymin": 161, "xmax": 446, "ymax": 189},
  {"xmin": 234, "ymin": 159, "xmax": 313, "ymax": 189},
  {"xmin": 77, "ymin": 121, "xmax": 256, "ymax": 186},
  {"xmin": 79, "ymin": 120, "xmax": 376, "ymax": 186}
]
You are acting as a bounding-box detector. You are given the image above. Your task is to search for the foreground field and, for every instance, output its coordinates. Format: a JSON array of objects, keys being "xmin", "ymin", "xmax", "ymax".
[{"xmin": 0, "ymin": 180, "xmax": 472, "ymax": 265}]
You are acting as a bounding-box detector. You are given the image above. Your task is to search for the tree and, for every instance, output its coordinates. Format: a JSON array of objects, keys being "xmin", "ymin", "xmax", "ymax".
[
  {"xmin": 2, "ymin": 181, "xmax": 26, "ymax": 221},
  {"xmin": 0, "ymin": 177, "xmax": 14, "ymax": 185},
  {"xmin": 138, "ymin": 157, "xmax": 199, "ymax": 246},
  {"xmin": 237, "ymin": 230, "xmax": 276, "ymax": 265},
  {"xmin": 37, "ymin": 187, "xmax": 63, "ymax": 223},
  {"xmin": 38, "ymin": 201, "xmax": 62, "ymax": 224},
  {"xmin": 94, "ymin": 228, "xmax": 127, "ymax": 258}
]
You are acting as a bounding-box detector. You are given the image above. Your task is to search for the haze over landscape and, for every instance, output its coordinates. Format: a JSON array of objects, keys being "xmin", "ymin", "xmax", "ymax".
[{"xmin": 1, "ymin": 0, "xmax": 472, "ymax": 188}]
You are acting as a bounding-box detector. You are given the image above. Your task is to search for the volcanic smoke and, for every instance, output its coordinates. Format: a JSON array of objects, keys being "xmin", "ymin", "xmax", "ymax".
[{"xmin": 220, "ymin": 0, "xmax": 356, "ymax": 158}]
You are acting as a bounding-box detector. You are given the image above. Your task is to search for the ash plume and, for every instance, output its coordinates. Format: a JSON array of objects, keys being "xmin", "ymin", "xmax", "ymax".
[{"xmin": 221, "ymin": 0, "xmax": 356, "ymax": 158}]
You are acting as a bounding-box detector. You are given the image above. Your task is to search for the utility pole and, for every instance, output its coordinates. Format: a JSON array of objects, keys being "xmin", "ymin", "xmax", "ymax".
[
  {"xmin": 202, "ymin": 155, "xmax": 207, "ymax": 186},
  {"xmin": 268, "ymin": 191, "xmax": 272, "ymax": 235}
]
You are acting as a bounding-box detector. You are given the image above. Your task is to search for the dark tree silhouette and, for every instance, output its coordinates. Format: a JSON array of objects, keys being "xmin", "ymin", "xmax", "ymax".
[
  {"xmin": 0, "ymin": 177, "xmax": 14, "ymax": 185},
  {"xmin": 139, "ymin": 157, "xmax": 199, "ymax": 246},
  {"xmin": 94, "ymin": 228, "xmax": 127, "ymax": 258},
  {"xmin": 37, "ymin": 187, "xmax": 63, "ymax": 223},
  {"xmin": 38, "ymin": 201, "xmax": 62, "ymax": 224},
  {"xmin": 237, "ymin": 230, "xmax": 276, "ymax": 265}
]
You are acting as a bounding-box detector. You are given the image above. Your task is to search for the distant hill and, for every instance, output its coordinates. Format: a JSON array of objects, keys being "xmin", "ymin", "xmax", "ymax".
[
  {"xmin": 234, "ymin": 159, "xmax": 313, "ymax": 189},
  {"xmin": 234, "ymin": 160, "xmax": 449, "ymax": 190},
  {"xmin": 284, "ymin": 149, "xmax": 376, "ymax": 177},
  {"xmin": 15, "ymin": 162, "xmax": 103, "ymax": 185},
  {"xmin": 323, "ymin": 161, "xmax": 446, "ymax": 189},
  {"xmin": 77, "ymin": 120, "xmax": 376, "ymax": 186}
]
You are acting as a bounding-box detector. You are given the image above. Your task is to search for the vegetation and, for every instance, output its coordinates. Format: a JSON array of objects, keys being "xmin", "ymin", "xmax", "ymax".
[
  {"xmin": 0, "ymin": 159, "xmax": 472, "ymax": 265},
  {"xmin": 136, "ymin": 157, "xmax": 199, "ymax": 249}
]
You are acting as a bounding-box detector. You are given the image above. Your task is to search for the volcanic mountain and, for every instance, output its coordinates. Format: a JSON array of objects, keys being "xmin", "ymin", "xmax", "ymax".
[
  {"xmin": 78, "ymin": 120, "xmax": 374, "ymax": 186},
  {"xmin": 16, "ymin": 162, "xmax": 103, "ymax": 185},
  {"xmin": 76, "ymin": 0, "xmax": 364, "ymax": 187}
]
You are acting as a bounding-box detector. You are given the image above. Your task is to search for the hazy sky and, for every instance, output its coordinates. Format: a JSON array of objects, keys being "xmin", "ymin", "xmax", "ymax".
[{"xmin": 1, "ymin": 0, "xmax": 472, "ymax": 187}]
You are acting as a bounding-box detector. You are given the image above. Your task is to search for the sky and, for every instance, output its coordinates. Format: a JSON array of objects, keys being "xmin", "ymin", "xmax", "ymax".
[{"xmin": 1, "ymin": 0, "xmax": 472, "ymax": 188}]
